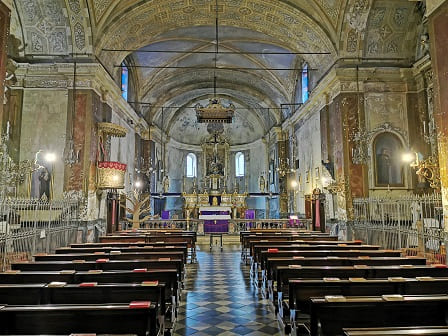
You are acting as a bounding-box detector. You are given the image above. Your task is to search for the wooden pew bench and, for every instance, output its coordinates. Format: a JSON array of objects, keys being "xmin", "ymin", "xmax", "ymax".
[
  {"xmin": 54, "ymin": 246, "xmax": 188, "ymax": 262},
  {"xmin": 254, "ymin": 249, "xmax": 400, "ymax": 287},
  {"xmin": 273, "ymin": 265, "xmax": 448, "ymax": 319},
  {"xmin": 75, "ymin": 240, "xmax": 195, "ymax": 262},
  {"xmin": 266, "ymin": 256, "xmax": 425, "ymax": 291},
  {"xmin": 309, "ymin": 295, "xmax": 448, "ymax": 336},
  {"xmin": 343, "ymin": 326, "xmax": 448, "ymax": 335},
  {"xmin": 12, "ymin": 259, "xmax": 185, "ymax": 283},
  {"xmin": 0, "ymin": 303, "xmax": 158, "ymax": 336},
  {"xmin": 0, "ymin": 269, "xmax": 179, "ymax": 316},
  {"xmin": 288, "ymin": 278, "xmax": 448, "ymax": 334},
  {"xmin": 35, "ymin": 251, "xmax": 186, "ymax": 263},
  {"xmin": 250, "ymin": 242, "xmax": 379, "ymax": 273},
  {"xmin": 0, "ymin": 282, "xmax": 167, "ymax": 331}
]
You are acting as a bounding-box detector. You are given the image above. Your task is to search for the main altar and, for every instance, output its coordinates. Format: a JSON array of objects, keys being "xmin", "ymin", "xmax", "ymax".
[{"xmin": 182, "ymin": 130, "xmax": 247, "ymax": 233}]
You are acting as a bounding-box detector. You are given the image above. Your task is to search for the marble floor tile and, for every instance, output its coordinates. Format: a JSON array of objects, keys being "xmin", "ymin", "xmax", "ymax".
[{"xmin": 173, "ymin": 245, "xmax": 282, "ymax": 336}]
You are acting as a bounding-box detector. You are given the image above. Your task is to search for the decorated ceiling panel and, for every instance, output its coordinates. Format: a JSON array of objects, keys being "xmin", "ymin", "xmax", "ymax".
[{"xmin": 9, "ymin": 0, "xmax": 425, "ymax": 146}]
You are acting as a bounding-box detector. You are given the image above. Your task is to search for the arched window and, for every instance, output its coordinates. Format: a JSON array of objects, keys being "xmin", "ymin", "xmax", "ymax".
[
  {"xmin": 121, "ymin": 62, "xmax": 129, "ymax": 101},
  {"xmin": 301, "ymin": 63, "xmax": 309, "ymax": 103},
  {"xmin": 235, "ymin": 152, "xmax": 245, "ymax": 177},
  {"xmin": 186, "ymin": 153, "xmax": 197, "ymax": 177}
]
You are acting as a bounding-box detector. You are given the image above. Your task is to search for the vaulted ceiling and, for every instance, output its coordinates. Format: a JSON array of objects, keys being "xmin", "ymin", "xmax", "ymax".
[{"xmin": 10, "ymin": 0, "xmax": 423, "ymax": 145}]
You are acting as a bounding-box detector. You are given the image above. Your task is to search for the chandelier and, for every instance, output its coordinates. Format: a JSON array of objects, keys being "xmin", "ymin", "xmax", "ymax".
[
  {"xmin": 195, "ymin": 0, "xmax": 235, "ymax": 124},
  {"xmin": 195, "ymin": 98, "xmax": 235, "ymax": 123}
]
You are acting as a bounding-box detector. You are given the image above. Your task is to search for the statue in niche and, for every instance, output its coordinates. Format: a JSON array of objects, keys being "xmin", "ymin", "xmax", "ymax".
[
  {"xmin": 31, "ymin": 154, "xmax": 52, "ymax": 200},
  {"xmin": 162, "ymin": 175, "xmax": 170, "ymax": 193},
  {"xmin": 374, "ymin": 133, "xmax": 404, "ymax": 187}
]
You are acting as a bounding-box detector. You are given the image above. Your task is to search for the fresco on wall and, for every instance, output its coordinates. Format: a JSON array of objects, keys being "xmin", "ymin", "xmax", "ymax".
[{"xmin": 374, "ymin": 132, "xmax": 404, "ymax": 187}]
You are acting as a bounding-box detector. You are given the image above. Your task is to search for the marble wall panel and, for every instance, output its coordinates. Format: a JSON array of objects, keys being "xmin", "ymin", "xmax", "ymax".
[
  {"xmin": 20, "ymin": 89, "xmax": 68, "ymax": 198},
  {"xmin": 365, "ymin": 92, "xmax": 407, "ymax": 131}
]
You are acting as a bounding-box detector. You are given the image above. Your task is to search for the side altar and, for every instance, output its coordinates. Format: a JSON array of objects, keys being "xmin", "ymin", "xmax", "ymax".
[{"xmin": 182, "ymin": 131, "xmax": 247, "ymax": 233}]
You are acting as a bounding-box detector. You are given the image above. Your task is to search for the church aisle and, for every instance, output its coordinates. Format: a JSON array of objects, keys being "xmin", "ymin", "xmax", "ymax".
[{"xmin": 174, "ymin": 245, "xmax": 282, "ymax": 336}]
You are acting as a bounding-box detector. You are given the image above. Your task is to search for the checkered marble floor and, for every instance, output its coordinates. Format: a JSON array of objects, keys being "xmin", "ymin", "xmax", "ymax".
[{"xmin": 173, "ymin": 244, "xmax": 283, "ymax": 336}]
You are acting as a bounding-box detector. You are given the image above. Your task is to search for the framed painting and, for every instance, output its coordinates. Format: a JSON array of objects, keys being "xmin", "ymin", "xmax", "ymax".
[{"xmin": 373, "ymin": 132, "xmax": 405, "ymax": 187}]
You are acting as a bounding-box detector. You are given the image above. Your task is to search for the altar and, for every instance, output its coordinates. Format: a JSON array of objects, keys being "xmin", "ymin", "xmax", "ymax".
[
  {"xmin": 199, "ymin": 206, "xmax": 231, "ymax": 233},
  {"xmin": 182, "ymin": 131, "xmax": 248, "ymax": 232}
]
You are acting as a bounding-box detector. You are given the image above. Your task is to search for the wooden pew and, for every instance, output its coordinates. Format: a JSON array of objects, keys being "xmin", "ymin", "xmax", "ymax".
[
  {"xmin": 70, "ymin": 242, "xmax": 188, "ymax": 249},
  {"xmin": 343, "ymin": 326, "xmax": 448, "ymax": 335},
  {"xmin": 250, "ymin": 243, "xmax": 380, "ymax": 277},
  {"xmin": 11, "ymin": 259, "xmax": 184, "ymax": 281},
  {"xmin": 0, "ymin": 269, "xmax": 180, "ymax": 321},
  {"xmin": 254, "ymin": 249, "xmax": 400, "ymax": 286},
  {"xmin": 274, "ymin": 265, "xmax": 448, "ymax": 317},
  {"xmin": 55, "ymin": 246, "xmax": 188, "ymax": 260},
  {"xmin": 75, "ymin": 239, "xmax": 195, "ymax": 261},
  {"xmin": 253, "ymin": 244, "xmax": 381, "ymax": 266},
  {"xmin": 0, "ymin": 282, "xmax": 167, "ymax": 331},
  {"xmin": 35, "ymin": 251, "xmax": 186, "ymax": 263},
  {"xmin": 309, "ymin": 295, "xmax": 448, "ymax": 336},
  {"xmin": 266, "ymin": 256, "xmax": 425, "ymax": 287},
  {"xmin": 289, "ymin": 277, "xmax": 448, "ymax": 317},
  {"xmin": 0, "ymin": 303, "xmax": 158, "ymax": 336}
]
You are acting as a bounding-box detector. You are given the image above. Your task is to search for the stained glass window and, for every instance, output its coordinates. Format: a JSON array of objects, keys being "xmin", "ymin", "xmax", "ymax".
[
  {"xmin": 121, "ymin": 63, "xmax": 129, "ymax": 101},
  {"xmin": 301, "ymin": 63, "xmax": 309, "ymax": 103}
]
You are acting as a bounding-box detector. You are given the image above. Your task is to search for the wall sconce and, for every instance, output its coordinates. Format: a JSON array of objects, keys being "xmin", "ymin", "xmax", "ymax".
[{"xmin": 402, "ymin": 151, "xmax": 440, "ymax": 190}]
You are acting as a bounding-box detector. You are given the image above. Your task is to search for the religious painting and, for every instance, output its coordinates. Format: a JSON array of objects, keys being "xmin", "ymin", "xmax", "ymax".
[
  {"xmin": 373, "ymin": 132, "xmax": 404, "ymax": 187},
  {"xmin": 203, "ymin": 143, "xmax": 227, "ymax": 177},
  {"xmin": 30, "ymin": 152, "xmax": 53, "ymax": 200}
]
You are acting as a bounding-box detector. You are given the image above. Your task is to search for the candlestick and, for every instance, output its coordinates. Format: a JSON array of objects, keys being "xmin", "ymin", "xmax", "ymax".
[{"xmin": 423, "ymin": 121, "xmax": 427, "ymax": 135}]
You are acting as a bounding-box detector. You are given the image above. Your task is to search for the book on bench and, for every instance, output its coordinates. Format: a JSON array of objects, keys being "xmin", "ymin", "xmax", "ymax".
[
  {"xmin": 48, "ymin": 281, "xmax": 67, "ymax": 287},
  {"xmin": 141, "ymin": 281, "xmax": 159, "ymax": 286},
  {"xmin": 325, "ymin": 295, "xmax": 346, "ymax": 302},
  {"xmin": 349, "ymin": 278, "xmax": 367, "ymax": 282},
  {"xmin": 382, "ymin": 294, "xmax": 404, "ymax": 301}
]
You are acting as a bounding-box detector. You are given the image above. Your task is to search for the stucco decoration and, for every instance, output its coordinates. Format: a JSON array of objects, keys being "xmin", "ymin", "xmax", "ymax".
[
  {"xmin": 94, "ymin": 0, "xmax": 337, "ymax": 72},
  {"xmin": 15, "ymin": 0, "xmax": 71, "ymax": 55},
  {"xmin": 64, "ymin": 0, "xmax": 91, "ymax": 53},
  {"xmin": 364, "ymin": 0, "xmax": 419, "ymax": 59}
]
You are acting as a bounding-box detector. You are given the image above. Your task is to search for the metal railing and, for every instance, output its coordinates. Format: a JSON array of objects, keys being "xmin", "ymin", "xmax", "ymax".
[
  {"xmin": 135, "ymin": 218, "xmax": 312, "ymax": 234},
  {"xmin": 350, "ymin": 194, "xmax": 446, "ymax": 264},
  {"xmin": 0, "ymin": 197, "xmax": 88, "ymax": 271}
]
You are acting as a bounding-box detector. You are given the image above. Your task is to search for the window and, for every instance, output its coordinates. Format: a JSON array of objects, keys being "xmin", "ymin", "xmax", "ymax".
[
  {"xmin": 301, "ymin": 63, "xmax": 309, "ymax": 103},
  {"xmin": 121, "ymin": 62, "xmax": 129, "ymax": 101},
  {"xmin": 235, "ymin": 152, "xmax": 245, "ymax": 177},
  {"xmin": 186, "ymin": 153, "xmax": 197, "ymax": 177}
]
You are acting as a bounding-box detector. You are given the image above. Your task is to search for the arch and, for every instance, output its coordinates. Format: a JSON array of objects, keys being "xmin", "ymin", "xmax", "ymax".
[
  {"xmin": 186, "ymin": 153, "xmax": 197, "ymax": 178},
  {"xmin": 235, "ymin": 152, "xmax": 245, "ymax": 177}
]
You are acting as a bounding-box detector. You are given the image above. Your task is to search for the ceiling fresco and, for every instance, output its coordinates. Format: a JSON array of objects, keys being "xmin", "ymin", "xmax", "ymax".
[{"xmin": 9, "ymin": 0, "xmax": 424, "ymax": 145}]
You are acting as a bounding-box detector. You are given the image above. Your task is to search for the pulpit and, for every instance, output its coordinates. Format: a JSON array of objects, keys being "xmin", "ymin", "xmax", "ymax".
[{"xmin": 199, "ymin": 206, "xmax": 231, "ymax": 233}]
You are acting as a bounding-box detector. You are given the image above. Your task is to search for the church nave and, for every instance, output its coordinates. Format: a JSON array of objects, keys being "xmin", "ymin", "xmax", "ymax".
[{"xmin": 174, "ymin": 246, "xmax": 282, "ymax": 336}]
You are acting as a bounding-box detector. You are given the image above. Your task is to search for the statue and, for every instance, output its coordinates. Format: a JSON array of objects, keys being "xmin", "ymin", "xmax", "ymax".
[
  {"xmin": 258, "ymin": 175, "xmax": 266, "ymax": 193},
  {"xmin": 162, "ymin": 175, "xmax": 170, "ymax": 193},
  {"xmin": 212, "ymin": 196, "xmax": 219, "ymax": 206}
]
